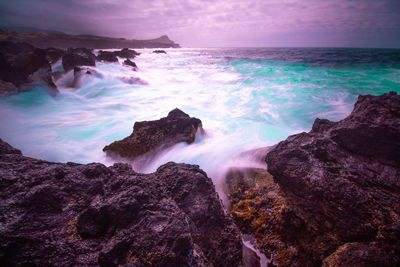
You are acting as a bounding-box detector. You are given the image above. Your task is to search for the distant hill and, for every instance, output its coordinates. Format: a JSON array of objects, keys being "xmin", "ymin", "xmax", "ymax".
[{"xmin": 0, "ymin": 28, "xmax": 180, "ymax": 49}]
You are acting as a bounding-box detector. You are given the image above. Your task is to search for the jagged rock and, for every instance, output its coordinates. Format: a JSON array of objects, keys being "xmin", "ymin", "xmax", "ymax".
[
  {"xmin": 103, "ymin": 108, "xmax": 204, "ymax": 159},
  {"xmin": 72, "ymin": 66, "xmax": 102, "ymax": 88},
  {"xmin": 97, "ymin": 50, "xmax": 118, "ymax": 62},
  {"xmin": 45, "ymin": 47, "xmax": 65, "ymax": 64},
  {"xmin": 243, "ymin": 92, "xmax": 400, "ymax": 266},
  {"xmin": 153, "ymin": 50, "xmax": 167, "ymax": 54},
  {"xmin": 62, "ymin": 47, "xmax": 96, "ymax": 72},
  {"xmin": 114, "ymin": 48, "xmax": 140, "ymax": 58},
  {"xmin": 123, "ymin": 59, "xmax": 137, "ymax": 70},
  {"xmin": 0, "ymin": 138, "xmax": 242, "ymax": 266},
  {"xmin": 0, "ymin": 41, "xmax": 55, "ymax": 92}
]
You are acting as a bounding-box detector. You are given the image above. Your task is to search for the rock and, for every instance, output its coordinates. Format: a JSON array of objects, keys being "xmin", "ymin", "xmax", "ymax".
[
  {"xmin": 0, "ymin": 139, "xmax": 242, "ymax": 266},
  {"xmin": 0, "ymin": 80, "xmax": 18, "ymax": 95},
  {"xmin": 62, "ymin": 47, "xmax": 96, "ymax": 72},
  {"xmin": 103, "ymin": 108, "xmax": 204, "ymax": 159},
  {"xmin": 45, "ymin": 47, "xmax": 65, "ymax": 64},
  {"xmin": 0, "ymin": 41, "xmax": 55, "ymax": 92},
  {"xmin": 72, "ymin": 66, "xmax": 102, "ymax": 88},
  {"xmin": 114, "ymin": 48, "xmax": 140, "ymax": 58},
  {"xmin": 247, "ymin": 92, "xmax": 400, "ymax": 266},
  {"xmin": 153, "ymin": 49, "xmax": 167, "ymax": 54},
  {"xmin": 97, "ymin": 50, "xmax": 118, "ymax": 62},
  {"xmin": 123, "ymin": 59, "xmax": 137, "ymax": 70}
]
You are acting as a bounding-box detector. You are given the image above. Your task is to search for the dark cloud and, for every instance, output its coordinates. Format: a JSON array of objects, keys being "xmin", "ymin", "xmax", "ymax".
[{"xmin": 0, "ymin": 0, "xmax": 399, "ymax": 47}]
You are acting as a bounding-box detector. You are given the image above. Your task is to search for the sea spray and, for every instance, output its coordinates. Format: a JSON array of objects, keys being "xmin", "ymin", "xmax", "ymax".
[{"xmin": 0, "ymin": 48, "xmax": 399, "ymax": 198}]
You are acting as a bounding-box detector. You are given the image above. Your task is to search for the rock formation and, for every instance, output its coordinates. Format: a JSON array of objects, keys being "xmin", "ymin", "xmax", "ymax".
[
  {"xmin": 0, "ymin": 41, "xmax": 56, "ymax": 93},
  {"xmin": 62, "ymin": 48, "xmax": 96, "ymax": 72},
  {"xmin": 123, "ymin": 59, "xmax": 137, "ymax": 70},
  {"xmin": 114, "ymin": 48, "xmax": 140, "ymax": 58},
  {"xmin": 97, "ymin": 50, "xmax": 118, "ymax": 62},
  {"xmin": 0, "ymin": 138, "xmax": 242, "ymax": 266},
  {"xmin": 153, "ymin": 50, "xmax": 167, "ymax": 54},
  {"xmin": 228, "ymin": 92, "xmax": 400, "ymax": 266},
  {"xmin": 103, "ymin": 109, "xmax": 203, "ymax": 159}
]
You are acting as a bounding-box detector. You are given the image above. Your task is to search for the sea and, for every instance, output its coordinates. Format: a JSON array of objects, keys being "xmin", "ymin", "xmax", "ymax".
[{"xmin": 1, "ymin": 47, "xmax": 400, "ymax": 196}]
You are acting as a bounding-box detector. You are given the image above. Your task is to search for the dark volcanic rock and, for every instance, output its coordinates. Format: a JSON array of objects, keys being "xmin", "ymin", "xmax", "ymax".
[
  {"xmin": 97, "ymin": 50, "xmax": 118, "ymax": 62},
  {"xmin": 103, "ymin": 108, "xmax": 204, "ymax": 159},
  {"xmin": 153, "ymin": 49, "xmax": 167, "ymax": 54},
  {"xmin": 114, "ymin": 48, "xmax": 140, "ymax": 58},
  {"xmin": 0, "ymin": 41, "xmax": 56, "ymax": 91},
  {"xmin": 45, "ymin": 47, "xmax": 65, "ymax": 64},
  {"xmin": 0, "ymin": 138, "xmax": 242, "ymax": 267},
  {"xmin": 123, "ymin": 59, "xmax": 137, "ymax": 70},
  {"xmin": 62, "ymin": 47, "xmax": 96, "ymax": 72},
  {"xmin": 251, "ymin": 92, "xmax": 400, "ymax": 266}
]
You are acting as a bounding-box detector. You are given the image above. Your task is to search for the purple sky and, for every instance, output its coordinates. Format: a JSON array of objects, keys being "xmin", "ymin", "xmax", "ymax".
[{"xmin": 1, "ymin": 0, "xmax": 399, "ymax": 47}]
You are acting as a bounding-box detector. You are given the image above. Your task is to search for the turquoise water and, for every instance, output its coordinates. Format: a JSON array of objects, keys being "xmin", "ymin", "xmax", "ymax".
[{"xmin": 0, "ymin": 48, "xmax": 399, "ymax": 192}]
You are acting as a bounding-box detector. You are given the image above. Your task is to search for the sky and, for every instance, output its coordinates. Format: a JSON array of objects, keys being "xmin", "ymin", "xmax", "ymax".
[{"xmin": 0, "ymin": 0, "xmax": 399, "ymax": 48}]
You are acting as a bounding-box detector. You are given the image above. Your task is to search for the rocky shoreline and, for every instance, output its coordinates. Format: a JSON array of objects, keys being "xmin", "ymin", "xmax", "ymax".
[{"xmin": 1, "ymin": 38, "xmax": 400, "ymax": 266}]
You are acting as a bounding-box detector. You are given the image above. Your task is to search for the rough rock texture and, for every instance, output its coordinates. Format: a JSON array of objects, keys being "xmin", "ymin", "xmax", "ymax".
[
  {"xmin": 0, "ymin": 138, "xmax": 242, "ymax": 267},
  {"xmin": 0, "ymin": 41, "xmax": 56, "ymax": 91},
  {"xmin": 97, "ymin": 50, "xmax": 118, "ymax": 62},
  {"xmin": 153, "ymin": 50, "xmax": 167, "ymax": 54},
  {"xmin": 103, "ymin": 109, "xmax": 204, "ymax": 159},
  {"xmin": 123, "ymin": 59, "xmax": 137, "ymax": 70},
  {"xmin": 114, "ymin": 48, "xmax": 140, "ymax": 58},
  {"xmin": 255, "ymin": 92, "xmax": 400, "ymax": 266},
  {"xmin": 62, "ymin": 47, "xmax": 96, "ymax": 72}
]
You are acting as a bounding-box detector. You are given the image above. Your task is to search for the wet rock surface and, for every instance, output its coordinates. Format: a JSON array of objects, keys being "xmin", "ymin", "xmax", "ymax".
[
  {"xmin": 228, "ymin": 92, "xmax": 400, "ymax": 267},
  {"xmin": 153, "ymin": 49, "xmax": 167, "ymax": 54},
  {"xmin": 62, "ymin": 47, "xmax": 96, "ymax": 72},
  {"xmin": 0, "ymin": 41, "xmax": 55, "ymax": 92},
  {"xmin": 229, "ymin": 92, "xmax": 400, "ymax": 267},
  {"xmin": 0, "ymin": 138, "xmax": 242, "ymax": 267},
  {"xmin": 123, "ymin": 58, "xmax": 138, "ymax": 70},
  {"xmin": 97, "ymin": 50, "xmax": 118, "ymax": 62},
  {"xmin": 103, "ymin": 108, "xmax": 204, "ymax": 159},
  {"xmin": 114, "ymin": 48, "xmax": 140, "ymax": 58}
]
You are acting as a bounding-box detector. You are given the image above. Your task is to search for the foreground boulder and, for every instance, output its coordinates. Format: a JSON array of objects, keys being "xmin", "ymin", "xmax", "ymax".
[
  {"xmin": 0, "ymin": 41, "xmax": 56, "ymax": 92},
  {"xmin": 62, "ymin": 47, "xmax": 96, "ymax": 72},
  {"xmin": 230, "ymin": 92, "xmax": 400, "ymax": 267},
  {"xmin": 0, "ymin": 138, "xmax": 242, "ymax": 266},
  {"xmin": 103, "ymin": 109, "xmax": 203, "ymax": 159}
]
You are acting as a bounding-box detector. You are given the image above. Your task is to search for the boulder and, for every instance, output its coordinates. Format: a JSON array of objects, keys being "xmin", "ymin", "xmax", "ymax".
[
  {"xmin": 62, "ymin": 47, "xmax": 96, "ymax": 72},
  {"xmin": 97, "ymin": 50, "xmax": 118, "ymax": 62},
  {"xmin": 237, "ymin": 92, "xmax": 400, "ymax": 266},
  {"xmin": 153, "ymin": 49, "xmax": 167, "ymax": 54},
  {"xmin": 123, "ymin": 59, "xmax": 137, "ymax": 70},
  {"xmin": 45, "ymin": 47, "xmax": 65, "ymax": 64},
  {"xmin": 114, "ymin": 48, "xmax": 140, "ymax": 58},
  {"xmin": 103, "ymin": 108, "xmax": 204, "ymax": 159},
  {"xmin": 0, "ymin": 138, "xmax": 242, "ymax": 266},
  {"xmin": 0, "ymin": 41, "xmax": 55, "ymax": 92}
]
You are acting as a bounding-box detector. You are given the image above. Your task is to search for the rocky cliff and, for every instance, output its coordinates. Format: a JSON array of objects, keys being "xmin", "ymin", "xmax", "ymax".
[
  {"xmin": 228, "ymin": 92, "xmax": 400, "ymax": 266},
  {"xmin": 0, "ymin": 139, "xmax": 242, "ymax": 266}
]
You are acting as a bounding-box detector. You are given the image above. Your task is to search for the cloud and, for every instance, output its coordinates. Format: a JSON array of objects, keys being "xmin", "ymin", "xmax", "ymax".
[{"xmin": 0, "ymin": 0, "xmax": 399, "ymax": 47}]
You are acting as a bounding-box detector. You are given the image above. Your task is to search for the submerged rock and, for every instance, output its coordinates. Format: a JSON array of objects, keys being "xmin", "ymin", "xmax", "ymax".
[
  {"xmin": 0, "ymin": 138, "xmax": 242, "ymax": 266},
  {"xmin": 114, "ymin": 48, "xmax": 140, "ymax": 58},
  {"xmin": 97, "ymin": 50, "xmax": 118, "ymax": 62},
  {"xmin": 103, "ymin": 108, "xmax": 204, "ymax": 159},
  {"xmin": 0, "ymin": 41, "xmax": 56, "ymax": 92},
  {"xmin": 153, "ymin": 49, "xmax": 167, "ymax": 54},
  {"xmin": 62, "ymin": 47, "xmax": 96, "ymax": 72},
  {"xmin": 123, "ymin": 59, "xmax": 137, "ymax": 70},
  {"xmin": 229, "ymin": 92, "xmax": 400, "ymax": 267}
]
